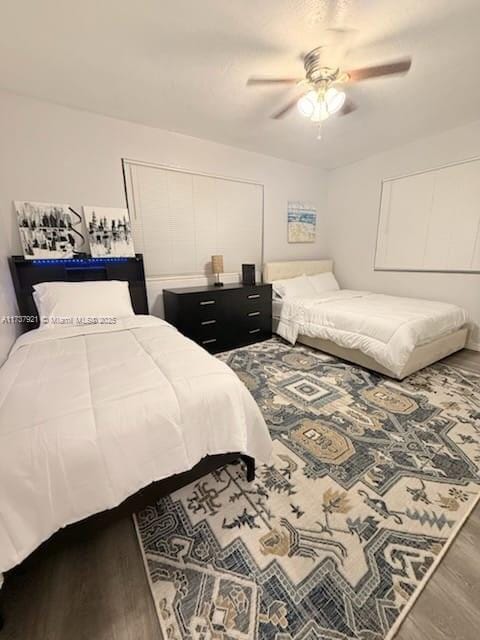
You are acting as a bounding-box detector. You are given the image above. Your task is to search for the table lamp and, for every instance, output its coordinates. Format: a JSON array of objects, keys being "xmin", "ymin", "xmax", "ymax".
[{"xmin": 211, "ymin": 254, "xmax": 224, "ymax": 287}]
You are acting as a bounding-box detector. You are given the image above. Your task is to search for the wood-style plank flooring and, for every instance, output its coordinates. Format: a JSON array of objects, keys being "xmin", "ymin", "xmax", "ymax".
[{"xmin": 1, "ymin": 349, "xmax": 480, "ymax": 640}]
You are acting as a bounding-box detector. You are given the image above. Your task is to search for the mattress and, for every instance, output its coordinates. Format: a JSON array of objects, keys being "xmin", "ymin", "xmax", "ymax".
[
  {"xmin": 274, "ymin": 290, "xmax": 467, "ymax": 378},
  {"xmin": 0, "ymin": 316, "xmax": 272, "ymax": 574}
]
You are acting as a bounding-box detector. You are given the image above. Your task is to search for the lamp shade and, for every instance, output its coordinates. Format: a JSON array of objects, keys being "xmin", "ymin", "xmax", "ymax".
[
  {"xmin": 297, "ymin": 90, "xmax": 317, "ymax": 117},
  {"xmin": 211, "ymin": 255, "xmax": 224, "ymax": 274},
  {"xmin": 325, "ymin": 87, "xmax": 346, "ymax": 114}
]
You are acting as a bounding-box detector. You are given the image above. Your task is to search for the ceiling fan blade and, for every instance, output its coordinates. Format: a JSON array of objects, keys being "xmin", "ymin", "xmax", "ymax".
[
  {"xmin": 345, "ymin": 57, "xmax": 411, "ymax": 82},
  {"xmin": 247, "ymin": 77, "xmax": 301, "ymax": 86},
  {"xmin": 338, "ymin": 97, "xmax": 357, "ymax": 116},
  {"xmin": 271, "ymin": 94, "xmax": 304, "ymax": 119}
]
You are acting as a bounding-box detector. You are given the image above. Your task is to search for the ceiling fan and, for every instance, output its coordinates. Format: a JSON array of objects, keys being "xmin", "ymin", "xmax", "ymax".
[{"xmin": 247, "ymin": 44, "xmax": 411, "ymax": 136}]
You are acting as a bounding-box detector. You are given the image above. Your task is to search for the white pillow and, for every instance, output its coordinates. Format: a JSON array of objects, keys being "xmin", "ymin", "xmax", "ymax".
[
  {"xmin": 308, "ymin": 272, "xmax": 340, "ymax": 294},
  {"xmin": 33, "ymin": 280, "xmax": 135, "ymax": 328},
  {"xmin": 271, "ymin": 274, "xmax": 316, "ymax": 299}
]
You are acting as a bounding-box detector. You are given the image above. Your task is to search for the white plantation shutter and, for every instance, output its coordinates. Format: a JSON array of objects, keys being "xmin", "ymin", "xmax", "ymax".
[
  {"xmin": 375, "ymin": 156, "xmax": 480, "ymax": 272},
  {"xmin": 124, "ymin": 160, "xmax": 263, "ymax": 277}
]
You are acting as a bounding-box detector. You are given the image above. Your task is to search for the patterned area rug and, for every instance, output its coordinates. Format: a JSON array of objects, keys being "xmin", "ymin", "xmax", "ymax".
[{"xmin": 134, "ymin": 339, "xmax": 480, "ymax": 640}]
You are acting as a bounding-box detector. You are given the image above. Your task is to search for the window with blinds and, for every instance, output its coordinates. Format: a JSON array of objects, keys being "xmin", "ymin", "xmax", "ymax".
[
  {"xmin": 375, "ymin": 156, "xmax": 480, "ymax": 273},
  {"xmin": 123, "ymin": 159, "xmax": 264, "ymax": 278}
]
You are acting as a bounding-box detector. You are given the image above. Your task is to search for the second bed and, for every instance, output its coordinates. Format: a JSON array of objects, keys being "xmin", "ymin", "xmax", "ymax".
[{"xmin": 264, "ymin": 260, "xmax": 468, "ymax": 379}]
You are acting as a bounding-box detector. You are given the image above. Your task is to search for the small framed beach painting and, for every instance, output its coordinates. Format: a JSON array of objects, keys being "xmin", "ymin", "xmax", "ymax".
[{"xmin": 287, "ymin": 201, "xmax": 317, "ymax": 243}]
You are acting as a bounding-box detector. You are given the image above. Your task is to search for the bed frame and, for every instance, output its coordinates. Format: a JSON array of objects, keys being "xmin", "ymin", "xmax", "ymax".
[
  {"xmin": 264, "ymin": 260, "xmax": 468, "ymax": 380},
  {"xmin": 1, "ymin": 254, "xmax": 255, "ymax": 628}
]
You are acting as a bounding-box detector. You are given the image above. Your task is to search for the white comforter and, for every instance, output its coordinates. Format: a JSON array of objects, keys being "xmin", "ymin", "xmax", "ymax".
[
  {"xmin": 0, "ymin": 316, "xmax": 272, "ymax": 574},
  {"xmin": 276, "ymin": 290, "xmax": 467, "ymax": 376}
]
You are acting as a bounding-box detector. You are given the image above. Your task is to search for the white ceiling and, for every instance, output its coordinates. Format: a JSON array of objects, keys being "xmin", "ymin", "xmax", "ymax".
[{"xmin": 1, "ymin": 0, "xmax": 480, "ymax": 168}]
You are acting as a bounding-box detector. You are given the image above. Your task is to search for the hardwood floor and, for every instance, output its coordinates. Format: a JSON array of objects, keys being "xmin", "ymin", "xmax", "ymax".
[
  {"xmin": 395, "ymin": 348, "xmax": 480, "ymax": 640},
  {"xmin": 1, "ymin": 517, "xmax": 161, "ymax": 640},
  {"xmin": 1, "ymin": 349, "xmax": 479, "ymax": 640}
]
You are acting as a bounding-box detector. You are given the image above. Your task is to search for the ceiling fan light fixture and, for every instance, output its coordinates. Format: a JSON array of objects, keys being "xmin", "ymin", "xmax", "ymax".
[
  {"xmin": 325, "ymin": 87, "xmax": 346, "ymax": 114},
  {"xmin": 297, "ymin": 90, "xmax": 317, "ymax": 117},
  {"xmin": 311, "ymin": 100, "xmax": 329, "ymax": 123},
  {"xmin": 250, "ymin": 44, "xmax": 411, "ymax": 127}
]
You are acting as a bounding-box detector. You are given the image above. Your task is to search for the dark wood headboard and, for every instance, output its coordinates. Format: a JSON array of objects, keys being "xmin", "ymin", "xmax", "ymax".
[{"xmin": 9, "ymin": 254, "xmax": 149, "ymax": 331}]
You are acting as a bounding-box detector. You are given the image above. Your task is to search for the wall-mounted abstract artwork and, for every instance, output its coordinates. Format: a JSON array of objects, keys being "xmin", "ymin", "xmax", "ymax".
[
  {"xmin": 84, "ymin": 206, "xmax": 135, "ymax": 258},
  {"xmin": 287, "ymin": 201, "xmax": 317, "ymax": 243},
  {"xmin": 15, "ymin": 201, "xmax": 84, "ymax": 259}
]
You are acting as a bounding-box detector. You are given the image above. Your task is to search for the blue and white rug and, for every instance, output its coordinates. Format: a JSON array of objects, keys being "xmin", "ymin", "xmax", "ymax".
[{"xmin": 135, "ymin": 339, "xmax": 480, "ymax": 639}]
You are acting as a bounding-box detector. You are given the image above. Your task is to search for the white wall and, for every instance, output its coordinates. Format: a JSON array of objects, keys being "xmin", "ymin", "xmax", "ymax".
[
  {"xmin": 0, "ymin": 90, "xmax": 327, "ymax": 363},
  {"xmin": 326, "ymin": 119, "xmax": 480, "ymax": 350}
]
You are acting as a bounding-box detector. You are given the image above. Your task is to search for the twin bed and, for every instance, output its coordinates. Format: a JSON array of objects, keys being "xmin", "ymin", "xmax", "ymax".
[
  {"xmin": 264, "ymin": 260, "xmax": 468, "ymax": 380},
  {"xmin": 0, "ymin": 256, "xmax": 272, "ymax": 597}
]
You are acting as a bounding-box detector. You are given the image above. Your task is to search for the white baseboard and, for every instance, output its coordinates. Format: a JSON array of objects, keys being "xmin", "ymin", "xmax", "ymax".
[{"xmin": 466, "ymin": 339, "xmax": 480, "ymax": 352}]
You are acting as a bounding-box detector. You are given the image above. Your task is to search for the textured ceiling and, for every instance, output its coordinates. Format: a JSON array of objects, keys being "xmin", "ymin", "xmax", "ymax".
[{"xmin": 1, "ymin": 0, "xmax": 480, "ymax": 168}]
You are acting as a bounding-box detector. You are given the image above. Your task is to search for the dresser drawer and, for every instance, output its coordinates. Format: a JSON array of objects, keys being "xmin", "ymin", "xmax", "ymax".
[
  {"xmin": 183, "ymin": 317, "xmax": 222, "ymax": 341},
  {"xmin": 223, "ymin": 286, "xmax": 271, "ymax": 312},
  {"xmin": 241, "ymin": 288, "xmax": 271, "ymax": 305},
  {"xmin": 243, "ymin": 300, "xmax": 271, "ymax": 319},
  {"xmin": 170, "ymin": 291, "xmax": 222, "ymax": 323},
  {"xmin": 183, "ymin": 292, "xmax": 221, "ymax": 312},
  {"xmin": 176, "ymin": 318, "xmax": 225, "ymax": 353},
  {"xmin": 196, "ymin": 296, "xmax": 219, "ymax": 308},
  {"xmin": 239, "ymin": 308, "xmax": 271, "ymax": 332},
  {"xmin": 195, "ymin": 334, "xmax": 224, "ymax": 352},
  {"xmin": 182, "ymin": 324, "xmax": 227, "ymax": 353}
]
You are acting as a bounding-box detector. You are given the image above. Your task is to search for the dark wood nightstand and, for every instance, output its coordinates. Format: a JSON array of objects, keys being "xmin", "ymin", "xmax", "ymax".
[{"xmin": 163, "ymin": 283, "xmax": 272, "ymax": 353}]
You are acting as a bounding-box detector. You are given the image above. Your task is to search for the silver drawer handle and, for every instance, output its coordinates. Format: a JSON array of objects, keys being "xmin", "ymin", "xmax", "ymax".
[
  {"xmin": 247, "ymin": 294, "xmax": 260, "ymax": 299},
  {"xmin": 248, "ymin": 311, "xmax": 260, "ymax": 317},
  {"xmin": 200, "ymin": 300, "xmax": 215, "ymax": 305},
  {"xmin": 201, "ymin": 319, "xmax": 217, "ymax": 325},
  {"xmin": 249, "ymin": 328, "xmax": 261, "ymax": 334},
  {"xmin": 202, "ymin": 338, "xmax": 217, "ymax": 344}
]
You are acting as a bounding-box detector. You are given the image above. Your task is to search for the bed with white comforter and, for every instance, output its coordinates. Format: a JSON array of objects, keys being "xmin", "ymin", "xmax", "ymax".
[
  {"xmin": 0, "ymin": 316, "xmax": 272, "ymax": 576},
  {"xmin": 276, "ymin": 290, "xmax": 467, "ymax": 378}
]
